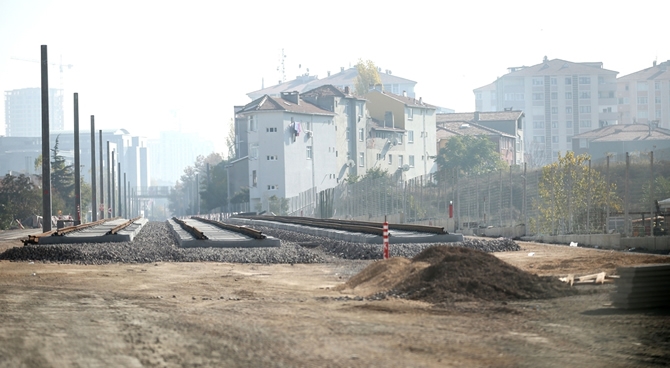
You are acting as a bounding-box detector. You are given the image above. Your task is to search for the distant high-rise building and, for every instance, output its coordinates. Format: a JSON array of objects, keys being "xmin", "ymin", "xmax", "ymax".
[
  {"xmin": 617, "ymin": 60, "xmax": 670, "ymax": 128},
  {"xmin": 4, "ymin": 88, "xmax": 64, "ymax": 137},
  {"xmin": 474, "ymin": 57, "xmax": 618, "ymax": 166}
]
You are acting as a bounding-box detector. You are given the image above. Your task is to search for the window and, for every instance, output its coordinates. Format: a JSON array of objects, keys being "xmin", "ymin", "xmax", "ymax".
[
  {"xmin": 565, "ymin": 77, "xmax": 572, "ymax": 85},
  {"xmin": 306, "ymin": 146, "xmax": 312, "ymax": 159},
  {"xmin": 603, "ymin": 107, "xmax": 612, "ymax": 113},
  {"xmin": 250, "ymin": 143, "xmax": 258, "ymax": 159},
  {"xmin": 566, "ymin": 106, "xmax": 573, "ymax": 114},
  {"xmin": 248, "ymin": 115, "xmax": 257, "ymax": 131},
  {"xmin": 566, "ymin": 121, "xmax": 573, "ymax": 128},
  {"xmin": 533, "ymin": 136, "xmax": 545, "ymax": 143},
  {"xmin": 550, "ymin": 77, "xmax": 557, "ymax": 85},
  {"xmin": 358, "ymin": 152, "xmax": 364, "ymax": 167},
  {"xmin": 638, "ymin": 111, "xmax": 648, "ymax": 118},
  {"xmin": 552, "ymin": 136, "xmax": 559, "ymax": 143},
  {"xmin": 638, "ymin": 96, "xmax": 648, "ymax": 104},
  {"xmin": 579, "ymin": 106, "xmax": 591, "ymax": 113},
  {"xmin": 409, "ymin": 155, "xmax": 415, "ymax": 167},
  {"xmin": 267, "ymin": 185, "xmax": 277, "ymax": 190},
  {"xmin": 565, "ymin": 92, "xmax": 572, "ymax": 99},
  {"xmin": 346, "ymin": 127, "xmax": 350, "ymax": 140},
  {"xmin": 580, "ymin": 120, "xmax": 591, "ymax": 128},
  {"xmin": 252, "ymin": 170, "xmax": 257, "ymax": 187},
  {"xmin": 598, "ymin": 91, "xmax": 615, "ymax": 99},
  {"xmin": 376, "ymin": 153, "xmax": 384, "ymax": 161},
  {"xmin": 267, "ymin": 155, "xmax": 277, "ymax": 161},
  {"xmin": 407, "ymin": 108, "xmax": 414, "ymax": 120},
  {"xmin": 657, "ymin": 110, "xmax": 662, "ymax": 118},
  {"xmin": 579, "ymin": 76, "xmax": 590, "ymax": 84},
  {"xmin": 598, "ymin": 76, "xmax": 605, "ymax": 84},
  {"xmin": 566, "ymin": 136, "xmax": 572, "ymax": 143},
  {"xmin": 533, "ymin": 93, "xmax": 544, "ymax": 100},
  {"xmin": 408, "ymin": 130, "xmax": 414, "ymax": 143},
  {"xmin": 398, "ymin": 155, "xmax": 404, "ymax": 168},
  {"xmin": 388, "ymin": 154, "xmax": 393, "ymax": 165},
  {"xmin": 656, "ymin": 96, "xmax": 662, "ymax": 104},
  {"xmin": 533, "ymin": 121, "xmax": 545, "ymax": 129},
  {"xmin": 551, "ymin": 107, "xmax": 558, "ymax": 114},
  {"xmin": 551, "ymin": 92, "xmax": 558, "ymax": 99},
  {"xmin": 552, "ymin": 121, "xmax": 558, "ymax": 128},
  {"xmin": 580, "ymin": 139, "xmax": 588, "ymax": 148},
  {"xmin": 580, "ymin": 91, "xmax": 591, "ymax": 99},
  {"xmin": 637, "ymin": 81, "xmax": 648, "ymax": 91},
  {"xmin": 532, "ymin": 78, "xmax": 544, "ymax": 85},
  {"xmin": 655, "ymin": 81, "xmax": 661, "ymax": 90},
  {"xmin": 358, "ymin": 128, "xmax": 364, "ymax": 142},
  {"xmin": 266, "ymin": 127, "xmax": 277, "ymax": 132}
]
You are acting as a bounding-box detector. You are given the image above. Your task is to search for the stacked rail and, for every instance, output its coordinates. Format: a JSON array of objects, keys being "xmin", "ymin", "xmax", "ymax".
[{"xmin": 612, "ymin": 264, "xmax": 670, "ymax": 309}]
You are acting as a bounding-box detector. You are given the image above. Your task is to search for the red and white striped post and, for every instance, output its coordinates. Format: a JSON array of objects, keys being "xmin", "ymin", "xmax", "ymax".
[{"xmin": 383, "ymin": 216, "xmax": 389, "ymax": 259}]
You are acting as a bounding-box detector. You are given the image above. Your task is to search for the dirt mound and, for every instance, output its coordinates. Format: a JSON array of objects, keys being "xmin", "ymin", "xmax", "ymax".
[{"xmin": 342, "ymin": 245, "xmax": 577, "ymax": 303}]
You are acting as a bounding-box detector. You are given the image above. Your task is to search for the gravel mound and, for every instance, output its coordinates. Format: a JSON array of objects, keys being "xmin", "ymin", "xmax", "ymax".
[
  {"xmin": 383, "ymin": 246, "xmax": 577, "ymax": 303},
  {"xmin": 0, "ymin": 222, "xmax": 521, "ymax": 265}
]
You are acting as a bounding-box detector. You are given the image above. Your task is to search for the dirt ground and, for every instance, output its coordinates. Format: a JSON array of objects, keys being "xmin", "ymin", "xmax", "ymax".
[{"xmin": 0, "ymin": 238, "xmax": 669, "ymax": 367}]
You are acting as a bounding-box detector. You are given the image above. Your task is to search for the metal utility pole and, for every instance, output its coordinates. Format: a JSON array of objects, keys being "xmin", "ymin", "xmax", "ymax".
[
  {"xmin": 522, "ymin": 163, "xmax": 527, "ymax": 233},
  {"xmin": 41, "ymin": 45, "xmax": 52, "ymax": 232},
  {"xmin": 606, "ymin": 154, "xmax": 610, "ymax": 233},
  {"xmin": 118, "ymin": 162, "xmax": 122, "ymax": 217},
  {"xmin": 99, "ymin": 129, "xmax": 104, "ymax": 219},
  {"xmin": 90, "ymin": 116, "xmax": 97, "ymax": 221},
  {"xmin": 625, "ymin": 152, "xmax": 630, "ymax": 237},
  {"xmin": 107, "ymin": 142, "xmax": 112, "ymax": 218},
  {"xmin": 111, "ymin": 150, "xmax": 116, "ymax": 217},
  {"xmin": 650, "ymin": 151, "xmax": 654, "ymax": 236},
  {"xmin": 73, "ymin": 93, "xmax": 81, "ymax": 224}
]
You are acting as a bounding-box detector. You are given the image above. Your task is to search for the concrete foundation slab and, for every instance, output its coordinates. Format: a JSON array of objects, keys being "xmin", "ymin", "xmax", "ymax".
[
  {"xmin": 38, "ymin": 218, "xmax": 148, "ymax": 244},
  {"xmin": 228, "ymin": 218, "xmax": 464, "ymax": 244},
  {"xmin": 167, "ymin": 219, "xmax": 280, "ymax": 248}
]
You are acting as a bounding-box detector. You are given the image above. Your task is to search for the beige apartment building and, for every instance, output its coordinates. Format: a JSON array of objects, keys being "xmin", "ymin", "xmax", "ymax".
[{"xmin": 617, "ymin": 60, "xmax": 670, "ymax": 128}]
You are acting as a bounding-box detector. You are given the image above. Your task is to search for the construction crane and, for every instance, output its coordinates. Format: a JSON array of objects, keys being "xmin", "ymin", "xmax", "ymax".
[{"xmin": 11, "ymin": 55, "xmax": 74, "ymax": 90}]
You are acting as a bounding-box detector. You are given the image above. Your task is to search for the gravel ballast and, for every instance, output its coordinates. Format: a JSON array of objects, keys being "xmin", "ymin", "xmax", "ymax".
[{"xmin": 0, "ymin": 221, "xmax": 520, "ymax": 264}]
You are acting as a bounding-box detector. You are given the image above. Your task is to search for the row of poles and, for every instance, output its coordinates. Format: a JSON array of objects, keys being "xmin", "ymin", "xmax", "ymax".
[{"xmin": 40, "ymin": 45, "xmax": 137, "ymax": 232}]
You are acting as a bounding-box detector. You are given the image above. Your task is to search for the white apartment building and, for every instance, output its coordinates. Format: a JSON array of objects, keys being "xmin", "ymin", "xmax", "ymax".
[
  {"xmin": 474, "ymin": 57, "xmax": 618, "ymax": 166},
  {"xmin": 4, "ymin": 88, "xmax": 64, "ymax": 137},
  {"xmin": 617, "ymin": 60, "xmax": 670, "ymax": 128}
]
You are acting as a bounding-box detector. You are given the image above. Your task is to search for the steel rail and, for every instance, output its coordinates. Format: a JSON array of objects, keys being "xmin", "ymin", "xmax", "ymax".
[
  {"xmin": 23, "ymin": 217, "xmax": 120, "ymax": 244},
  {"xmin": 236, "ymin": 215, "xmax": 384, "ymax": 236},
  {"xmin": 191, "ymin": 217, "xmax": 266, "ymax": 239},
  {"xmin": 172, "ymin": 217, "xmax": 208, "ymax": 240},
  {"xmin": 260, "ymin": 215, "xmax": 447, "ymax": 234},
  {"xmin": 107, "ymin": 216, "xmax": 143, "ymax": 235}
]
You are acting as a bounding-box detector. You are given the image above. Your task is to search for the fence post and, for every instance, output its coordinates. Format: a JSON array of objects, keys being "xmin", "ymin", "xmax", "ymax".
[
  {"xmin": 587, "ymin": 159, "xmax": 591, "ymax": 233},
  {"xmin": 509, "ymin": 165, "xmax": 513, "ymax": 227},
  {"xmin": 650, "ymin": 151, "xmax": 654, "ymax": 237},
  {"xmin": 625, "ymin": 152, "xmax": 630, "ymax": 237}
]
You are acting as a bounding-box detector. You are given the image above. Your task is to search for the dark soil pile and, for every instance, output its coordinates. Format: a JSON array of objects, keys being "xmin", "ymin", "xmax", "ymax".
[
  {"xmin": 346, "ymin": 245, "xmax": 578, "ymax": 303},
  {"xmin": 393, "ymin": 246, "xmax": 578, "ymax": 303}
]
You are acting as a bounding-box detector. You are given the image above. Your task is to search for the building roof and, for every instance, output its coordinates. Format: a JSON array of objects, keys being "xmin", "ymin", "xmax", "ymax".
[
  {"xmin": 437, "ymin": 121, "xmax": 512, "ymax": 138},
  {"xmin": 365, "ymin": 89, "xmax": 435, "ymax": 109},
  {"xmin": 369, "ymin": 118, "xmax": 406, "ymax": 133},
  {"xmin": 247, "ymin": 67, "xmax": 417, "ymax": 99},
  {"xmin": 618, "ymin": 60, "xmax": 670, "ymax": 81},
  {"xmin": 503, "ymin": 58, "xmax": 618, "ymax": 77},
  {"xmin": 573, "ymin": 123, "xmax": 670, "ymax": 142},
  {"xmin": 436, "ymin": 111, "xmax": 523, "ymax": 124},
  {"xmin": 300, "ymin": 84, "xmax": 363, "ymax": 100},
  {"xmin": 236, "ymin": 94, "xmax": 334, "ymax": 116}
]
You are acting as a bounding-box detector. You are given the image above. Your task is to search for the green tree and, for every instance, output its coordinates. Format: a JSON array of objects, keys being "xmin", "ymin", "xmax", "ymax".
[
  {"xmin": 354, "ymin": 59, "xmax": 382, "ymax": 96},
  {"xmin": 268, "ymin": 195, "xmax": 289, "ymax": 215},
  {"xmin": 230, "ymin": 187, "xmax": 249, "ymax": 205},
  {"xmin": 200, "ymin": 161, "xmax": 228, "ymax": 213},
  {"xmin": 0, "ymin": 174, "xmax": 42, "ymax": 229},
  {"xmin": 534, "ymin": 152, "xmax": 621, "ymax": 234},
  {"xmin": 435, "ymin": 135, "xmax": 505, "ymax": 175},
  {"xmin": 640, "ymin": 176, "xmax": 670, "ymax": 209},
  {"xmin": 226, "ymin": 118, "xmax": 236, "ymax": 160}
]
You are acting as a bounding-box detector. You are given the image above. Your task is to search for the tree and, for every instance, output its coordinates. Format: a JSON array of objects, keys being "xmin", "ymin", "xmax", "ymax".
[
  {"xmin": 268, "ymin": 195, "xmax": 289, "ymax": 215},
  {"xmin": 533, "ymin": 151, "xmax": 621, "ymax": 234},
  {"xmin": 0, "ymin": 174, "xmax": 41, "ymax": 229},
  {"xmin": 226, "ymin": 118, "xmax": 236, "ymax": 160},
  {"xmin": 435, "ymin": 135, "xmax": 505, "ymax": 175},
  {"xmin": 230, "ymin": 187, "xmax": 249, "ymax": 205},
  {"xmin": 354, "ymin": 59, "xmax": 382, "ymax": 96},
  {"xmin": 199, "ymin": 161, "xmax": 228, "ymax": 213}
]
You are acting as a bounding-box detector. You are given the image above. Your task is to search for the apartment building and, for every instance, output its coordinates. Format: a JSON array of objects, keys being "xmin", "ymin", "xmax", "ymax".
[
  {"xmin": 4, "ymin": 88, "xmax": 64, "ymax": 137},
  {"xmin": 617, "ymin": 60, "xmax": 670, "ymax": 128},
  {"xmin": 474, "ymin": 57, "xmax": 618, "ymax": 166}
]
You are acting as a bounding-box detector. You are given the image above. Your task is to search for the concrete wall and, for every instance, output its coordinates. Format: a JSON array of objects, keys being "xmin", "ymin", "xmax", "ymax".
[{"xmin": 523, "ymin": 233, "xmax": 670, "ymax": 251}]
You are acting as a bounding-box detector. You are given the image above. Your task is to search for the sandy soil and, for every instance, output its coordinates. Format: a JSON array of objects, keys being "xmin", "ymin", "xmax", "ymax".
[{"xmin": 0, "ymin": 238, "xmax": 669, "ymax": 367}]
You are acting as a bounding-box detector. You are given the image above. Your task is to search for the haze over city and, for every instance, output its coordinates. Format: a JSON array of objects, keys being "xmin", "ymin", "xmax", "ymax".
[{"xmin": 1, "ymin": 0, "xmax": 668, "ymax": 155}]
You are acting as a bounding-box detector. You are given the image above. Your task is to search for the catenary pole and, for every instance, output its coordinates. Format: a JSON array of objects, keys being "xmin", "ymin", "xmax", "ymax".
[{"xmin": 41, "ymin": 45, "xmax": 52, "ymax": 232}]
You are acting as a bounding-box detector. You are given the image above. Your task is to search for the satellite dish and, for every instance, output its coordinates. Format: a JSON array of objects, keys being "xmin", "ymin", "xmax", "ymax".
[
  {"xmin": 347, "ymin": 160, "xmax": 355, "ymax": 168},
  {"xmin": 393, "ymin": 138, "xmax": 400, "ymax": 145},
  {"xmin": 402, "ymin": 164, "xmax": 410, "ymax": 171}
]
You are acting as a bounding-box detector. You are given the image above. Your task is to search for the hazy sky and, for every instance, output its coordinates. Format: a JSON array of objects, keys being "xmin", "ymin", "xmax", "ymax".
[{"xmin": 1, "ymin": 0, "xmax": 668, "ymax": 154}]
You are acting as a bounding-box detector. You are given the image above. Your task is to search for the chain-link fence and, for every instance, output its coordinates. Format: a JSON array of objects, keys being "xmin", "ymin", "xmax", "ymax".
[{"xmin": 314, "ymin": 148, "xmax": 670, "ymax": 238}]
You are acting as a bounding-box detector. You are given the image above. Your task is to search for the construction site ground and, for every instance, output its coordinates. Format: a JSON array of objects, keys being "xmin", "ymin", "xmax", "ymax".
[{"xmin": 0, "ymin": 239, "xmax": 669, "ymax": 368}]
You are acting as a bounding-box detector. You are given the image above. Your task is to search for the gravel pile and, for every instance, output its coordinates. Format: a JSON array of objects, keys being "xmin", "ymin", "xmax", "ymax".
[{"xmin": 0, "ymin": 222, "xmax": 520, "ymax": 264}]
